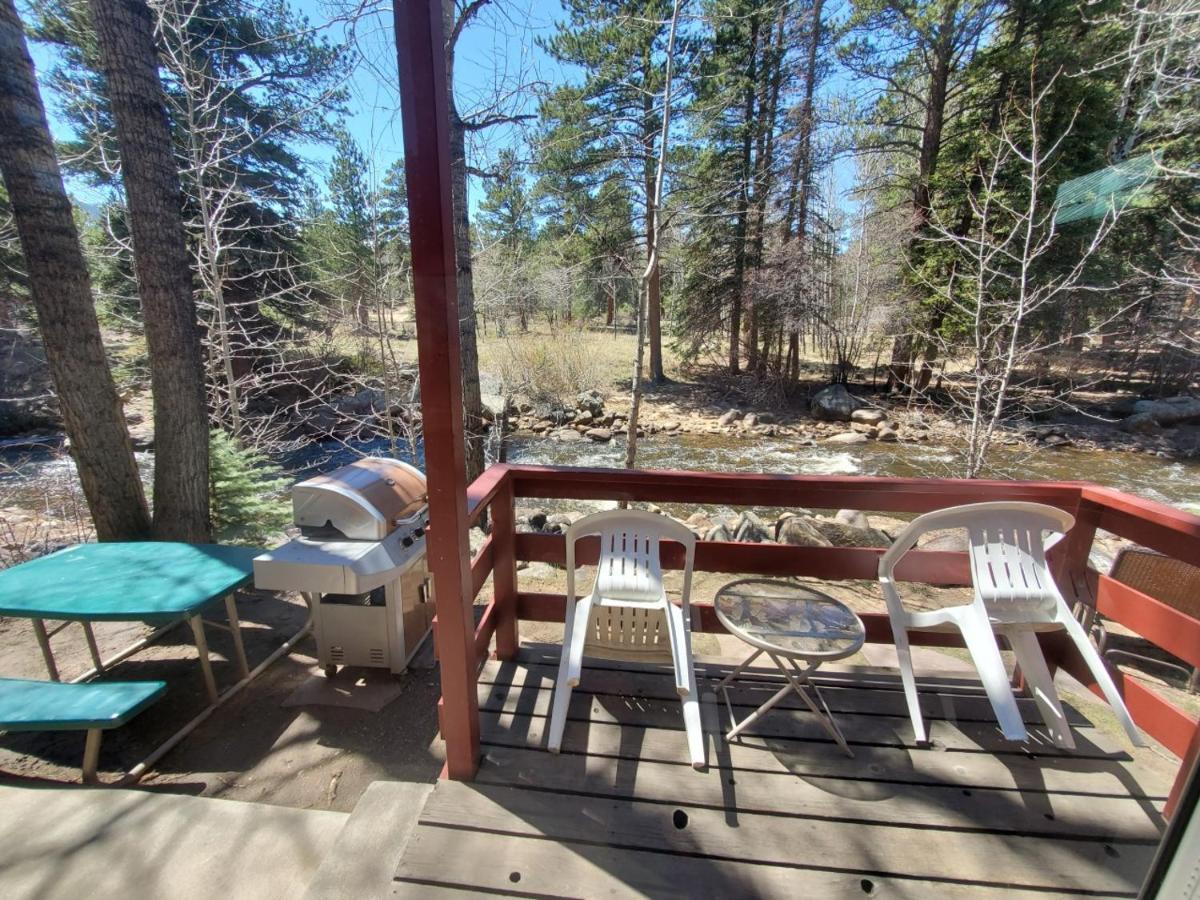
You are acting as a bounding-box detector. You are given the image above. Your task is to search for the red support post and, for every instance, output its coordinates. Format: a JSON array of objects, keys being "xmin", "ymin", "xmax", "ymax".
[
  {"xmin": 392, "ymin": 0, "xmax": 479, "ymax": 780},
  {"xmin": 491, "ymin": 478, "xmax": 519, "ymax": 660}
]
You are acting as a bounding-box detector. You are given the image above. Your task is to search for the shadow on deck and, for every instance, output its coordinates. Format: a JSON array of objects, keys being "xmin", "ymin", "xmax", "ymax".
[{"xmin": 392, "ymin": 643, "xmax": 1168, "ymax": 898}]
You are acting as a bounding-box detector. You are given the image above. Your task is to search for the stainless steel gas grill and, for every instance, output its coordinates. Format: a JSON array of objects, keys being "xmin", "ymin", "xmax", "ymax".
[{"xmin": 253, "ymin": 457, "xmax": 434, "ymax": 677}]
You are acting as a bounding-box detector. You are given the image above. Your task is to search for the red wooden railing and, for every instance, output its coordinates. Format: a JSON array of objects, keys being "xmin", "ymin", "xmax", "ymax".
[{"xmin": 448, "ymin": 463, "xmax": 1200, "ymax": 817}]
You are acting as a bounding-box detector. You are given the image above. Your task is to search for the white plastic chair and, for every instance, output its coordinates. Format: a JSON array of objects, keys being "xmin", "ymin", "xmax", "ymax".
[
  {"xmin": 547, "ymin": 510, "xmax": 705, "ymax": 768},
  {"xmin": 878, "ymin": 501, "xmax": 1145, "ymax": 749}
]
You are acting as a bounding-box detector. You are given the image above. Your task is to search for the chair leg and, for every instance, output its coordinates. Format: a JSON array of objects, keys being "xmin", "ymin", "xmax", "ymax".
[
  {"xmin": 664, "ymin": 601, "xmax": 691, "ymax": 696},
  {"xmin": 665, "ymin": 601, "xmax": 704, "ymax": 767},
  {"xmin": 1006, "ymin": 630, "xmax": 1074, "ymax": 750},
  {"xmin": 549, "ymin": 596, "xmax": 582, "ymax": 753},
  {"xmin": 681, "ymin": 692, "xmax": 706, "ymax": 769},
  {"xmin": 891, "ymin": 623, "xmax": 928, "ymax": 744},
  {"xmin": 1058, "ymin": 609, "xmax": 1146, "ymax": 747},
  {"xmin": 565, "ymin": 596, "xmax": 593, "ymax": 687},
  {"xmin": 954, "ymin": 609, "xmax": 1028, "ymax": 742}
]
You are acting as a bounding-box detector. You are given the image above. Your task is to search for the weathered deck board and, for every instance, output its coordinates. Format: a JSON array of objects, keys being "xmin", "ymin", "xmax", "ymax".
[
  {"xmin": 393, "ymin": 649, "xmax": 1169, "ymax": 899},
  {"xmin": 393, "ymin": 826, "xmax": 1130, "ymax": 899},
  {"xmin": 414, "ymin": 780, "xmax": 1153, "ymax": 892},
  {"xmin": 478, "ymin": 669, "xmax": 1132, "ymax": 759},
  {"xmin": 474, "ymin": 744, "xmax": 1163, "ymax": 840},
  {"xmin": 481, "ymin": 711, "xmax": 1168, "ymax": 800},
  {"xmin": 479, "ymin": 657, "xmax": 1094, "ymax": 727}
]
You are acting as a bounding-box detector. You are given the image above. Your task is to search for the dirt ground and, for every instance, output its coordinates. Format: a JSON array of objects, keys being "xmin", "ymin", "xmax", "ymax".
[{"xmin": 0, "ymin": 589, "xmax": 443, "ymax": 812}]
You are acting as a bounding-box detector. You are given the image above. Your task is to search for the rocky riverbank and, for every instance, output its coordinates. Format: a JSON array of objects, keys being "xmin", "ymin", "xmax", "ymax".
[{"xmin": 501, "ymin": 383, "xmax": 1200, "ymax": 459}]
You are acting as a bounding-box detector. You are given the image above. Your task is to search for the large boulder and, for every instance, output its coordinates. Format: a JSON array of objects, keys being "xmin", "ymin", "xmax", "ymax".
[
  {"xmin": 1121, "ymin": 396, "xmax": 1200, "ymax": 432},
  {"xmin": 811, "ymin": 518, "xmax": 892, "ymax": 549},
  {"xmin": 810, "ymin": 384, "xmax": 868, "ymax": 422},
  {"xmin": 585, "ymin": 427, "xmax": 612, "ymax": 442},
  {"xmin": 775, "ymin": 514, "xmax": 832, "ymax": 547},
  {"xmin": 717, "ymin": 408, "xmax": 741, "ymax": 427}
]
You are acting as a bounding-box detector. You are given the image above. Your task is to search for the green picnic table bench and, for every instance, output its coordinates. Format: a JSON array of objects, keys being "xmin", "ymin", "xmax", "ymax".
[{"xmin": 0, "ymin": 677, "xmax": 167, "ymax": 783}]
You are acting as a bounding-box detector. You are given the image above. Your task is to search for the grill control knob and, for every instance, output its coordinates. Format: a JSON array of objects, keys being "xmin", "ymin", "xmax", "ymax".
[
  {"xmin": 414, "ymin": 527, "xmax": 425, "ymax": 538},
  {"xmin": 402, "ymin": 535, "xmax": 414, "ymax": 547}
]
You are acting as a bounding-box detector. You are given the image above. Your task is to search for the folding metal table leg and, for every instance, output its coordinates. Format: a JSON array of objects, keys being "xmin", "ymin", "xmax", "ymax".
[
  {"xmin": 780, "ymin": 655, "xmax": 854, "ymax": 758},
  {"xmin": 31, "ymin": 618, "xmax": 60, "ymax": 681},
  {"xmin": 224, "ymin": 593, "xmax": 251, "ymax": 679},
  {"xmin": 188, "ymin": 615, "xmax": 219, "ymax": 703}
]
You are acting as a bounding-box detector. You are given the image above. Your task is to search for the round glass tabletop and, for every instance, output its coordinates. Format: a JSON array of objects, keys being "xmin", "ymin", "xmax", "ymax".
[{"xmin": 714, "ymin": 578, "xmax": 866, "ymax": 660}]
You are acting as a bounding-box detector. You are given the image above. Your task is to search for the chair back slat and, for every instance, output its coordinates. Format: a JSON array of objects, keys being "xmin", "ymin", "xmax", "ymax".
[
  {"xmin": 597, "ymin": 525, "xmax": 663, "ymax": 603},
  {"xmin": 966, "ymin": 511, "xmax": 1062, "ymax": 619}
]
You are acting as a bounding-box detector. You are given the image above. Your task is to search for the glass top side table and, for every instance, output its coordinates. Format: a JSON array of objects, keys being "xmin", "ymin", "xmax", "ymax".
[{"xmin": 714, "ymin": 578, "xmax": 866, "ymax": 757}]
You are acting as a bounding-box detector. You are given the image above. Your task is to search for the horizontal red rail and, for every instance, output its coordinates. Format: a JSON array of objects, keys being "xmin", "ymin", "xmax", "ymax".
[
  {"xmin": 516, "ymin": 533, "xmax": 973, "ymax": 584},
  {"xmin": 1091, "ymin": 571, "xmax": 1200, "ymax": 669},
  {"xmin": 507, "ymin": 464, "xmax": 1085, "ymax": 513}
]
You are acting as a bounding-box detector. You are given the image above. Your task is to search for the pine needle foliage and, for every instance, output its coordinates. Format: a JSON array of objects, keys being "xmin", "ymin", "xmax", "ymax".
[{"xmin": 208, "ymin": 430, "xmax": 291, "ymax": 544}]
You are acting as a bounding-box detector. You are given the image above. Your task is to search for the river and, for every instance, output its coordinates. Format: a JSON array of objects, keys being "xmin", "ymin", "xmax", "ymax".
[{"xmin": 2, "ymin": 428, "xmax": 1197, "ymax": 518}]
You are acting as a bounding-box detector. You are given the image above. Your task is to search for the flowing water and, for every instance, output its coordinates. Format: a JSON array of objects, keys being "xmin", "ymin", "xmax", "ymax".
[{"xmin": 2, "ymin": 427, "xmax": 1197, "ymax": 519}]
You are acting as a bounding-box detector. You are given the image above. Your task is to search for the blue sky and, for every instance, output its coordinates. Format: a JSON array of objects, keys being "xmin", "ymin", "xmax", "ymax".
[{"xmin": 29, "ymin": 0, "xmax": 855, "ymax": 218}]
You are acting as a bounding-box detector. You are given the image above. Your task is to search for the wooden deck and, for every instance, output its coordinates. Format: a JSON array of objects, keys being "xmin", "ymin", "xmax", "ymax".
[{"xmin": 392, "ymin": 645, "xmax": 1171, "ymax": 898}]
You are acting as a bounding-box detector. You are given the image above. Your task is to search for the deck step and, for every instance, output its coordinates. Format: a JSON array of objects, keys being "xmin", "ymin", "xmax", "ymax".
[
  {"xmin": 302, "ymin": 780, "xmax": 432, "ymax": 900},
  {"xmin": 0, "ymin": 783, "xmax": 346, "ymax": 900}
]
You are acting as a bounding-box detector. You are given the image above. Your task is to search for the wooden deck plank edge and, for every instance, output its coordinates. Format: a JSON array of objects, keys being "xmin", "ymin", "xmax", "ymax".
[{"xmin": 407, "ymin": 819, "xmax": 1141, "ymax": 897}]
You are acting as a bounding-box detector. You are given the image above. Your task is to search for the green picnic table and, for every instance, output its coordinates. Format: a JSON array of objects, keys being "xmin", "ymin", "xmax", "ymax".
[{"xmin": 0, "ymin": 542, "xmax": 259, "ymax": 701}]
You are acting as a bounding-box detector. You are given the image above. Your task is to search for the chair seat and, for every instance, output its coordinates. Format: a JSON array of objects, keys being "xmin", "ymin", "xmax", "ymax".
[{"xmin": 0, "ymin": 677, "xmax": 167, "ymax": 731}]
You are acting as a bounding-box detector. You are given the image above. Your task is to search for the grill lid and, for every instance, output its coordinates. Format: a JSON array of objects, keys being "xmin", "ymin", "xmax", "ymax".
[{"xmin": 292, "ymin": 457, "xmax": 427, "ymax": 540}]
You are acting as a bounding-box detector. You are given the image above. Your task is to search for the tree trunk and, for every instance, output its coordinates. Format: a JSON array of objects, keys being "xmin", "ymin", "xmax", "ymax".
[
  {"xmin": 90, "ymin": 0, "xmax": 210, "ymax": 541},
  {"xmin": 443, "ymin": 0, "xmax": 486, "ymax": 485},
  {"xmin": 641, "ymin": 73, "xmax": 664, "ymax": 385},
  {"xmin": 0, "ymin": 0, "xmax": 150, "ymax": 541},
  {"xmin": 626, "ymin": 0, "xmax": 681, "ymax": 474}
]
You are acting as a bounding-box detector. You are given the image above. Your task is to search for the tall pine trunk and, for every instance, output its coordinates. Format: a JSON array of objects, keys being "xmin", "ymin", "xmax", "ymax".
[
  {"xmin": 0, "ymin": 0, "xmax": 150, "ymax": 541},
  {"xmin": 443, "ymin": 0, "xmax": 487, "ymax": 486},
  {"xmin": 90, "ymin": 0, "xmax": 210, "ymax": 541}
]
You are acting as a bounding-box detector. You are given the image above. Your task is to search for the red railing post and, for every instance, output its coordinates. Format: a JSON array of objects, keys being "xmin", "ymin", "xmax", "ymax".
[
  {"xmin": 491, "ymin": 477, "xmax": 519, "ymax": 660},
  {"xmin": 392, "ymin": 0, "xmax": 479, "ymax": 780}
]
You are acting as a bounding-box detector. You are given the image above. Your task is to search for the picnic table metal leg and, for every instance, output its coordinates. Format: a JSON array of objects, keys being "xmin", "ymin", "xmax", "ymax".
[
  {"xmin": 82, "ymin": 622, "xmax": 104, "ymax": 673},
  {"xmin": 31, "ymin": 618, "xmax": 60, "ymax": 681},
  {"xmin": 188, "ymin": 616, "xmax": 219, "ymax": 703},
  {"xmin": 82, "ymin": 729, "xmax": 102, "ymax": 784},
  {"xmin": 224, "ymin": 593, "xmax": 250, "ymax": 679}
]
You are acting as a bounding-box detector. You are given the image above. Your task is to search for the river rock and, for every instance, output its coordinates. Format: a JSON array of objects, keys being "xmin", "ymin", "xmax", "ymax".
[
  {"xmin": 576, "ymin": 389, "xmax": 605, "ymax": 417},
  {"xmin": 718, "ymin": 408, "xmax": 741, "ymax": 427},
  {"xmin": 877, "ymin": 425, "xmax": 899, "ymax": 442},
  {"xmin": 552, "ymin": 427, "xmax": 583, "ymax": 442},
  {"xmin": 810, "ymin": 384, "xmax": 868, "ymax": 422},
  {"xmin": 585, "ymin": 427, "xmax": 612, "ymax": 442},
  {"xmin": 834, "ymin": 509, "xmax": 870, "ymax": 529},
  {"xmin": 824, "ymin": 431, "xmax": 869, "ymax": 445},
  {"xmin": 742, "ymin": 413, "xmax": 759, "ymax": 428},
  {"xmin": 704, "ymin": 522, "xmax": 733, "ymax": 542},
  {"xmin": 575, "ymin": 411, "xmax": 594, "ymax": 426},
  {"xmin": 686, "ymin": 512, "xmax": 715, "ymax": 533},
  {"xmin": 733, "ymin": 511, "xmax": 770, "ymax": 542},
  {"xmin": 776, "ymin": 514, "xmax": 832, "ymax": 547},
  {"xmin": 528, "ymin": 512, "xmax": 548, "ymax": 531},
  {"xmin": 850, "ymin": 408, "xmax": 886, "ymax": 426}
]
